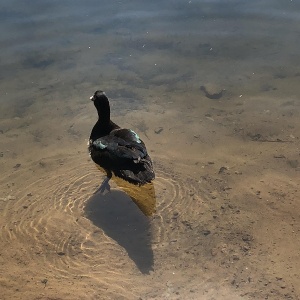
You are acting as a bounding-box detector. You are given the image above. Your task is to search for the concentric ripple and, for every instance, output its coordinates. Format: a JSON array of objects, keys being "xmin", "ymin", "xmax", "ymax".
[
  {"xmin": 0, "ymin": 154, "xmax": 211, "ymax": 298},
  {"xmin": 150, "ymin": 161, "xmax": 212, "ymax": 246},
  {"xmin": 0, "ymin": 156, "xmax": 137, "ymax": 299}
]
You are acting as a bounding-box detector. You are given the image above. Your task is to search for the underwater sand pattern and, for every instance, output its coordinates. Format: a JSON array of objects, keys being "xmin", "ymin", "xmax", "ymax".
[
  {"xmin": 1, "ymin": 0, "xmax": 300, "ymax": 299},
  {"xmin": 1, "ymin": 89, "xmax": 300, "ymax": 299}
]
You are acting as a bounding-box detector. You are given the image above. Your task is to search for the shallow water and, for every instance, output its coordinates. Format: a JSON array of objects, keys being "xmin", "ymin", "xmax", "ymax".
[{"xmin": 1, "ymin": 1, "xmax": 300, "ymax": 299}]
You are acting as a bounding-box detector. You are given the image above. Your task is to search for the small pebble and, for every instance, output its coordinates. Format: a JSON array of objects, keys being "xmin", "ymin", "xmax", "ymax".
[
  {"xmin": 203, "ymin": 230, "xmax": 211, "ymax": 236},
  {"xmin": 41, "ymin": 279, "xmax": 48, "ymax": 286},
  {"xmin": 154, "ymin": 127, "xmax": 163, "ymax": 134},
  {"xmin": 218, "ymin": 166, "xmax": 228, "ymax": 174}
]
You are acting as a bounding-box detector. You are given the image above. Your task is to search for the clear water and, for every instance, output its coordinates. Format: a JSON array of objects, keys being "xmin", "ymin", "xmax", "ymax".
[{"xmin": 1, "ymin": 1, "xmax": 300, "ymax": 299}]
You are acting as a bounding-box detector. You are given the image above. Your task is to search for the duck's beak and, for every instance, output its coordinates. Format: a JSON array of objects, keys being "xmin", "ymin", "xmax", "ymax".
[{"xmin": 90, "ymin": 95, "xmax": 94, "ymax": 101}]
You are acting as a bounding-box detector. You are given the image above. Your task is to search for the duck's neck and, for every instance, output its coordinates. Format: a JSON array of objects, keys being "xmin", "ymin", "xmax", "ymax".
[
  {"xmin": 90, "ymin": 103, "xmax": 112, "ymax": 141},
  {"xmin": 95, "ymin": 100, "xmax": 110, "ymax": 126},
  {"xmin": 97, "ymin": 108, "xmax": 110, "ymax": 126}
]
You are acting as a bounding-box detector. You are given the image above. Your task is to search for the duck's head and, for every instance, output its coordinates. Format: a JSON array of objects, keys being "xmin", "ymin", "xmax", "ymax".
[
  {"xmin": 90, "ymin": 90, "xmax": 107, "ymax": 102},
  {"xmin": 90, "ymin": 90, "xmax": 110, "ymax": 118}
]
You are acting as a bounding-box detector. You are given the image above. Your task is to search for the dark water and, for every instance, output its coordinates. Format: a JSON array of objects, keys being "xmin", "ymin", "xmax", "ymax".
[
  {"xmin": 1, "ymin": 1, "xmax": 300, "ymax": 299},
  {"xmin": 1, "ymin": 0, "xmax": 300, "ymax": 103}
]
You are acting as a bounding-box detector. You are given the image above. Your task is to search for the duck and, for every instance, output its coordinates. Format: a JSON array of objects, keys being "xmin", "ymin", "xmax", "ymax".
[{"xmin": 89, "ymin": 90, "xmax": 155, "ymax": 193}]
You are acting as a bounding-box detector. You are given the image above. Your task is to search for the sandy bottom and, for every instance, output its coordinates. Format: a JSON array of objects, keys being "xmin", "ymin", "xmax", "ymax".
[{"xmin": 0, "ymin": 83, "xmax": 299, "ymax": 300}]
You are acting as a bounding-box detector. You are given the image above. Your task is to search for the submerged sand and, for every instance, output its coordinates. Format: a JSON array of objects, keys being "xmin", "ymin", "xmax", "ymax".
[
  {"xmin": 0, "ymin": 77, "xmax": 299, "ymax": 299},
  {"xmin": 1, "ymin": 1, "xmax": 300, "ymax": 299}
]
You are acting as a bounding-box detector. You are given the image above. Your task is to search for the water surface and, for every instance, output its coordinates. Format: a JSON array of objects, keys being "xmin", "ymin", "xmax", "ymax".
[{"xmin": 0, "ymin": 1, "xmax": 300, "ymax": 299}]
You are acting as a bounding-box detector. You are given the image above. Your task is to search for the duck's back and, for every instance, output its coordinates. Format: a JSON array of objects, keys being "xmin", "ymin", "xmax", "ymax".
[
  {"xmin": 89, "ymin": 120, "xmax": 119, "ymax": 142},
  {"xmin": 90, "ymin": 127, "xmax": 155, "ymax": 185}
]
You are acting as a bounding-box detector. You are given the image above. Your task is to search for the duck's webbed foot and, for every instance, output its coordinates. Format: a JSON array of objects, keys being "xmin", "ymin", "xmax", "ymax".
[{"xmin": 94, "ymin": 170, "xmax": 112, "ymax": 194}]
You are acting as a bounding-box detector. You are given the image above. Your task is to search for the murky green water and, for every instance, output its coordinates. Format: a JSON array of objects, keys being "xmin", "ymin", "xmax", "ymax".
[{"xmin": 1, "ymin": 1, "xmax": 300, "ymax": 299}]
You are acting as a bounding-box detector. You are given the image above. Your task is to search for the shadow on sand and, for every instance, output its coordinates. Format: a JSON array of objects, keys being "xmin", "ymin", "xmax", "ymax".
[{"xmin": 84, "ymin": 182, "xmax": 156, "ymax": 274}]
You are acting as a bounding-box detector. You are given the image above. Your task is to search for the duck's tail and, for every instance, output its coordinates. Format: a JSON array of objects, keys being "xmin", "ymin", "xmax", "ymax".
[{"xmin": 115, "ymin": 157, "xmax": 155, "ymax": 185}]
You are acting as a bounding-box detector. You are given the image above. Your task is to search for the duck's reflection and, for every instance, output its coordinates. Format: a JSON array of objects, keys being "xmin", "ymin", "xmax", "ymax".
[
  {"xmin": 118, "ymin": 180, "xmax": 156, "ymax": 217},
  {"xmin": 84, "ymin": 180, "xmax": 156, "ymax": 274}
]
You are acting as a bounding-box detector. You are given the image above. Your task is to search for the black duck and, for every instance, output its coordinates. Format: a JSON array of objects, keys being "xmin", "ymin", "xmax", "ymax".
[{"xmin": 89, "ymin": 90, "xmax": 155, "ymax": 192}]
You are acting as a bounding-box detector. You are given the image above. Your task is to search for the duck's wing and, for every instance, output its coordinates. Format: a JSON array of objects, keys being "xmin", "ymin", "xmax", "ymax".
[
  {"xmin": 92, "ymin": 129, "xmax": 147, "ymax": 161},
  {"xmin": 91, "ymin": 128, "xmax": 155, "ymax": 185},
  {"xmin": 110, "ymin": 128, "xmax": 144, "ymax": 146}
]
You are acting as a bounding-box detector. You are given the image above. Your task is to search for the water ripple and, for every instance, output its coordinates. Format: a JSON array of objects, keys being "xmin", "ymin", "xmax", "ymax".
[{"xmin": 0, "ymin": 156, "xmax": 211, "ymax": 298}]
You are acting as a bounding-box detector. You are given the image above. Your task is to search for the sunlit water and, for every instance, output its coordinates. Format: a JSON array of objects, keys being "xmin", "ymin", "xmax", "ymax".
[{"xmin": 1, "ymin": 1, "xmax": 300, "ymax": 299}]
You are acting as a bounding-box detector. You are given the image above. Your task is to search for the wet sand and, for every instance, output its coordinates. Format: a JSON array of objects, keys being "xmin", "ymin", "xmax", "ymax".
[
  {"xmin": 0, "ymin": 78, "xmax": 299, "ymax": 299},
  {"xmin": 1, "ymin": 1, "xmax": 300, "ymax": 299}
]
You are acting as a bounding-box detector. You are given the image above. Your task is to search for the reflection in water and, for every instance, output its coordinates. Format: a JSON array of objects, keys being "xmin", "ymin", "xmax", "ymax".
[
  {"xmin": 111, "ymin": 177, "xmax": 157, "ymax": 217},
  {"xmin": 84, "ymin": 188, "xmax": 154, "ymax": 274}
]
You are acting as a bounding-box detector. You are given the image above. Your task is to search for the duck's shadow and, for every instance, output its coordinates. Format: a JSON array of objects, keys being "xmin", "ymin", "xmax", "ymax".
[{"xmin": 84, "ymin": 187, "xmax": 155, "ymax": 274}]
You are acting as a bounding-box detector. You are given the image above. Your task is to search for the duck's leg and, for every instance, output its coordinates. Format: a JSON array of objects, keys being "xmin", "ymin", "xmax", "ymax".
[
  {"xmin": 95, "ymin": 170, "xmax": 112, "ymax": 194},
  {"xmin": 99, "ymin": 176, "xmax": 111, "ymax": 193}
]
